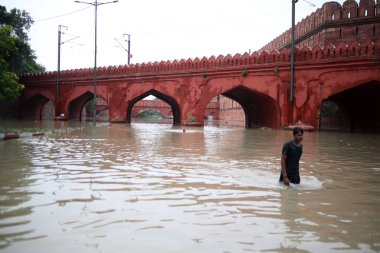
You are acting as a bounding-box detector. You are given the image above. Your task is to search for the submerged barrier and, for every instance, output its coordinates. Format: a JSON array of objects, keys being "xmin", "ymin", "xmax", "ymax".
[{"xmin": 0, "ymin": 132, "xmax": 45, "ymax": 141}]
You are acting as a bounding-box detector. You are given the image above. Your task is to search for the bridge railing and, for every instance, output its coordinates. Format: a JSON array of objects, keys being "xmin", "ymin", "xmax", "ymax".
[{"xmin": 21, "ymin": 40, "xmax": 380, "ymax": 82}]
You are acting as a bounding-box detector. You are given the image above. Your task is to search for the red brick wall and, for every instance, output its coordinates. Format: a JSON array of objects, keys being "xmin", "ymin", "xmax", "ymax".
[
  {"xmin": 218, "ymin": 96, "xmax": 245, "ymax": 126},
  {"xmin": 260, "ymin": 0, "xmax": 379, "ymax": 52}
]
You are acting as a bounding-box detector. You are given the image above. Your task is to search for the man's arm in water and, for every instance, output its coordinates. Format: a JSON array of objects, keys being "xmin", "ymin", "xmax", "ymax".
[{"xmin": 281, "ymin": 154, "xmax": 290, "ymax": 186}]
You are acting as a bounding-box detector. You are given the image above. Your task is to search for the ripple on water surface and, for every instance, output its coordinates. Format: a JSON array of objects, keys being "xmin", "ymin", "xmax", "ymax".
[{"xmin": 0, "ymin": 123, "xmax": 379, "ymax": 253}]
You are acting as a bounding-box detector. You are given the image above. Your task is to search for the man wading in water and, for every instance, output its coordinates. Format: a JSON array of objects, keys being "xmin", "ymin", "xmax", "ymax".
[{"xmin": 279, "ymin": 127, "xmax": 304, "ymax": 186}]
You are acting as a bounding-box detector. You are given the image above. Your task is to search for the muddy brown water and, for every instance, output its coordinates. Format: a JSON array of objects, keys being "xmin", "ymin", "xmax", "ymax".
[{"xmin": 0, "ymin": 121, "xmax": 379, "ymax": 252}]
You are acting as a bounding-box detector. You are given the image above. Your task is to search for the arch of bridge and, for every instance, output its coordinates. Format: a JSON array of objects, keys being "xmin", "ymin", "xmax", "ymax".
[
  {"xmin": 319, "ymin": 68, "xmax": 380, "ymax": 100},
  {"xmin": 19, "ymin": 40, "xmax": 380, "ymax": 130}
]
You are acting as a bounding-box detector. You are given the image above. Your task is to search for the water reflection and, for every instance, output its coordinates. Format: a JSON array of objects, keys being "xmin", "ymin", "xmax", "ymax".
[
  {"xmin": 0, "ymin": 138, "xmax": 40, "ymax": 249},
  {"xmin": 0, "ymin": 121, "xmax": 379, "ymax": 252}
]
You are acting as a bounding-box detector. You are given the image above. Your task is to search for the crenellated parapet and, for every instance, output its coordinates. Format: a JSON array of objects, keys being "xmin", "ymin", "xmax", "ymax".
[
  {"xmin": 21, "ymin": 40, "xmax": 380, "ymax": 81},
  {"xmin": 260, "ymin": 0, "xmax": 380, "ymax": 53}
]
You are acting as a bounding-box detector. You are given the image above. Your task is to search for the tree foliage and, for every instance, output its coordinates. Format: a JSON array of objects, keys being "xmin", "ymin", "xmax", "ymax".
[
  {"xmin": 0, "ymin": 5, "xmax": 44, "ymax": 102},
  {"xmin": 137, "ymin": 110, "xmax": 164, "ymax": 119}
]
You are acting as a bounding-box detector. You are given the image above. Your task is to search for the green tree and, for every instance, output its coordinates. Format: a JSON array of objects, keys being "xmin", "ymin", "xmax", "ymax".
[{"xmin": 0, "ymin": 5, "xmax": 44, "ymax": 103}]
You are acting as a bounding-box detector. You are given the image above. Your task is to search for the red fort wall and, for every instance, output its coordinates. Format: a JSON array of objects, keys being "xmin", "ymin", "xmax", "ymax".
[{"xmin": 260, "ymin": 0, "xmax": 380, "ymax": 53}]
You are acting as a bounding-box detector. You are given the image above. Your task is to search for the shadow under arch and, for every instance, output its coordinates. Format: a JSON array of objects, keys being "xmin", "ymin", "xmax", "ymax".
[
  {"xmin": 126, "ymin": 89, "xmax": 181, "ymax": 125},
  {"xmin": 20, "ymin": 93, "xmax": 50, "ymax": 120},
  {"xmin": 222, "ymin": 86, "xmax": 280, "ymax": 128},
  {"xmin": 319, "ymin": 99, "xmax": 351, "ymax": 131},
  {"xmin": 67, "ymin": 91, "xmax": 93, "ymax": 121},
  {"xmin": 41, "ymin": 100, "xmax": 55, "ymax": 120},
  {"xmin": 320, "ymin": 81, "xmax": 380, "ymax": 132}
]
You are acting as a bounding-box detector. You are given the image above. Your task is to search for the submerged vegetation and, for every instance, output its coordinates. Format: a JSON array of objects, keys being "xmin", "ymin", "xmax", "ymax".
[
  {"xmin": 137, "ymin": 110, "xmax": 164, "ymax": 119},
  {"xmin": 0, "ymin": 126, "xmax": 83, "ymax": 134},
  {"xmin": 0, "ymin": 127, "xmax": 54, "ymax": 134}
]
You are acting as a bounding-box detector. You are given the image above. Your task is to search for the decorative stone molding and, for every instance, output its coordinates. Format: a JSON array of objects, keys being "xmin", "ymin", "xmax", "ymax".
[{"xmin": 21, "ymin": 40, "xmax": 380, "ymax": 82}]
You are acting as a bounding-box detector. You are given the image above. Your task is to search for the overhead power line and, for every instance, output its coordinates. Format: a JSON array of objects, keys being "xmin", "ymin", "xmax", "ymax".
[
  {"xmin": 302, "ymin": 0, "xmax": 316, "ymax": 7},
  {"xmin": 35, "ymin": 6, "xmax": 92, "ymax": 22}
]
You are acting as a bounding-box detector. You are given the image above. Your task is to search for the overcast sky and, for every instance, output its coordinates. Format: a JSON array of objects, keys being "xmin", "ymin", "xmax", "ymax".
[{"xmin": 2, "ymin": 0, "xmax": 348, "ymax": 72}]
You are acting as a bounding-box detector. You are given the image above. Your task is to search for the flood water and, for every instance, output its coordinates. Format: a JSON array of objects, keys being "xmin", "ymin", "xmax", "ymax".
[{"xmin": 0, "ymin": 121, "xmax": 380, "ymax": 253}]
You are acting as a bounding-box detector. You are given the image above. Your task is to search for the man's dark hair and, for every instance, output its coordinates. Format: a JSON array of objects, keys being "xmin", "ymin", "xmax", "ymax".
[{"xmin": 293, "ymin": 127, "xmax": 304, "ymax": 135}]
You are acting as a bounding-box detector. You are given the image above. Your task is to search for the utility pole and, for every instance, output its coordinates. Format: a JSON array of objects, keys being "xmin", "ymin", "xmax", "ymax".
[
  {"xmin": 290, "ymin": 0, "xmax": 298, "ymax": 103},
  {"xmin": 115, "ymin": 33, "xmax": 132, "ymax": 65},
  {"xmin": 290, "ymin": 0, "xmax": 315, "ymax": 103},
  {"xmin": 74, "ymin": 0, "xmax": 119, "ymax": 125},
  {"xmin": 124, "ymin": 34, "xmax": 131, "ymax": 65},
  {"xmin": 57, "ymin": 25, "xmax": 67, "ymax": 106},
  {"xmin": 57, "ymin": 25, "xmax": 79, "ymax": 109}
]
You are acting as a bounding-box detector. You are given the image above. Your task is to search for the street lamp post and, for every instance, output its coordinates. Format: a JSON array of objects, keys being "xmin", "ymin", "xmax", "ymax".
[
  {"xmin": 290, "ymin": 0, "xmax": 298, "ymax": 103},
  {"xmin": 74, "ymin": 0, "xmax": 118, "ymax": 125}
]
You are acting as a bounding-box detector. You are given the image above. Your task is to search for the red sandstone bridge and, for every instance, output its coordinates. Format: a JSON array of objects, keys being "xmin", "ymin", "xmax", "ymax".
[{"xmin": 20, "ymin": 1, "xmax": 380, "ymax": 132}]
